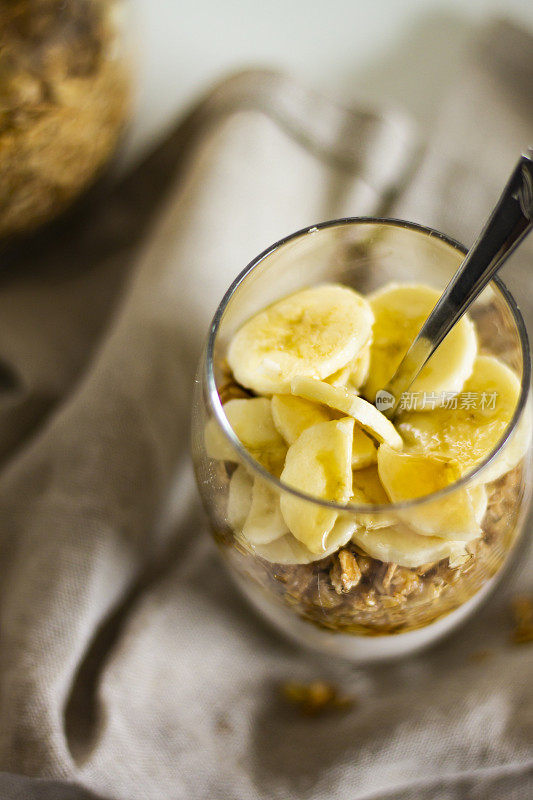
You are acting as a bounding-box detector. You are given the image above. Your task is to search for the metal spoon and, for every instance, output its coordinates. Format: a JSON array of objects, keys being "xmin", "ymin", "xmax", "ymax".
[{"xmin": 381, "ymin": 147, "xmax": 533, "ymax": 420}]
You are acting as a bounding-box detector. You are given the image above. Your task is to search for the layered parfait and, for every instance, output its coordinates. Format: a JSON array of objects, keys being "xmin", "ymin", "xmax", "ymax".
[{"xmin": 201, "ymin": 278, "xmax": 531, "ymax": 644}]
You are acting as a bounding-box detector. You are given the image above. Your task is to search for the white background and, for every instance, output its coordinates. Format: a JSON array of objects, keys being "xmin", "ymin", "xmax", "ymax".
[{"xmin": 127, "ymin": 0, "xmax": 533, "ymax": 161}]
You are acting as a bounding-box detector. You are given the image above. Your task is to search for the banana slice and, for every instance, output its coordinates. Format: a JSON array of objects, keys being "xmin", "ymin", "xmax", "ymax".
[
  {"xmin": 242, "ymin": 478, "xmax": 290, "ymax": 545},
  {"xmin": 351, "ymin": 523, "xmax": 468, "ymax": 569},
  {"xmin": 352, "ymin": 426, "xmax": 378, "ymax": 469},
  {"xmin": 205, "ymin": 417, "xmax": 234, "ymax": 463},
  {"xmin": 226, "ymin": 466, "xmax": 253, "ymax": 530},
  {"xmin": 249, "ymin": 514, "xmax": 357, "ymax": 564},
  {"xmin": 351, "ymin": 465, "xmax": 396, "ymax": 529},
  {"xmin": 271, "ymin": 394, "xmax": 335, "ymax": 444},
  {"xmin": 272, "ymin": 392, "xmax": 376, "ymax": 468},
  {"xmin": 377, "ymin": 445, "xmax": 480, "ymax": 540},
  {"xmin": 280, "ymin": 417, "xmax": 354, "ymax": 553},
  {"xmin": 229, "ymin": 468, "xmax": 358, "ymax": 561},
  {"xmin": 397, "ymin": 355, "xmax": 531, "ymax": 483},
  {"xmin": 205, "ymin": 397, "xmax": 287, "ymax": 475},
  {"xmin": 227, "ymin": 284, "xmax": 374, "ymax": 394},
  {"xmin": 325, "ymin": 360, "xmax": 355, "ymax": 388},
  {"xmin": 290, "ymin": 376, "xmax": 403, "ymax": 450},
  {"xmin": 352, "ymin": 465, "xmax": 389, "ymax": 504},
  {"xmin": 349, "ymin": 342, "xmax": 372, "ymax": 389},
  {"xmin": 363, "ymin": 283, "xmax": 477, "ymax": 404},
  {"xmin": 469, "ymin": 484, "xmax": 488, "ymax": 526},
  {"xmin": 326, "ymin": 341, "xmax": 371, "ymax": 389}
]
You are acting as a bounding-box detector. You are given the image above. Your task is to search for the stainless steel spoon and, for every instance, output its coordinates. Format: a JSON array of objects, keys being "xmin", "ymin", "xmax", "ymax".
[{"xmin": 382, "ymin": 147, "xmax": 533, "ymax": 420}]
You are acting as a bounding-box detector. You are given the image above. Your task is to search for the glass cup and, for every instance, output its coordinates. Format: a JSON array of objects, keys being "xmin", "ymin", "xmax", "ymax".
[{"xmin": 191, "ymin": 218, "xmax": 532, "ymax": 662}]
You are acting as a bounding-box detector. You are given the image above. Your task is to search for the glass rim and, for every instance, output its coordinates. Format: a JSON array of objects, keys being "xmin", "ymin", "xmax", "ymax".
[{"xmin": 205, "ymin": 216, "xmax": 531, "ymax": 513}]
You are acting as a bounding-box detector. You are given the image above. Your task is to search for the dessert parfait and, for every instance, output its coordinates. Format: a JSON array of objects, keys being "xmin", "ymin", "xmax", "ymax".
[{"xmin": 192, "ymin": 219, "xmax": 532, "ymax": 661}]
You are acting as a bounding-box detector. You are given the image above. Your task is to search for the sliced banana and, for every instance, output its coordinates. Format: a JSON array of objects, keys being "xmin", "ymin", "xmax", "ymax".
[
  {"xmin": 242, "ymin": 478, "xmax": 289, "ymax": 545},
  {"xmin": 243, "ymin": 533, "xmax": 315, "ymax": 564},
  {"xmin": 469, "ymin": 483, "xmax": 488, "ymax": 526},
  {"xmin": 227, "ymin": 284, "xmax": 374, "ymax": 394},
  {"xmin": 272, "ymin": 391, "xmax": 376, "ymax": 468},
  {"xmin": 349, "ymin": 342, "xmax": 372, "ymax": 389},
  {"xmin": 291, "ymin": 376, "xmax": 403, "ymax": 450},
  {"xmin": 325, "ymin": 360, "xmax": 354, "ymax": 388},
  {"xmin": 351, "ymin": 523, "xmax": 468, "ymax": 569},
  {"xmin": 280, "ymin": 417, "xmax": 354, "ymax": 553},
  {"xmin": 226, "ymin": 466, "xmax": 253, "ymax": 530},
  {"xmin": 351, "ymin": 465, "xmax": 396, "ymax": 529},
  {"xmin": 248, "ymin": 514, "xmax": 357, "ymax": 564},
  {"xmin": 377, "ymin": 444, "xmax": 480, "ymax": 540},
  {"xmin": 352, "ymin": 426, "xmax": 378, "ymax": 469},
  {"xmin": 218, "ymin": 283, "xmax": 524, "ymax": 572},
  {"xmin": 352, "ymin": 465, "xmax": 389, "ymax": 505},
  {"xmin": 363, "ymin": 283, "xmax": 477, "ymax": 404},
  {"xmin": 205, "ymin": 417, "xmax": 235, "ymax": 463},
  {"xmin": 397, "ymin": 355, "xmax": 531, "ymax": 483},
  {"xmin": 326, "ymin": 341, "xmax": 371, "ymax": 389},
  {"xmin": 205, "ymin": 397, "xmax": 287, "ymax": 475},
  {"xmin": 271, "ymin": 394, "xmax": 335, "ymax": 444}
]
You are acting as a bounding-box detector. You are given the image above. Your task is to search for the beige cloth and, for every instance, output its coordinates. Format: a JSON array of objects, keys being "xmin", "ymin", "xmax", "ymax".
[{"xmin": 0, "ymin": 21, "xmax": 532, "ymax": 800}]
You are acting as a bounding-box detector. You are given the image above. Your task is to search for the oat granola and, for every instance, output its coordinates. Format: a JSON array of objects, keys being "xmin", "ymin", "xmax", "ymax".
[{"xmin": 0, "ymin": 0, "xmax": 130, "ymax": 238}]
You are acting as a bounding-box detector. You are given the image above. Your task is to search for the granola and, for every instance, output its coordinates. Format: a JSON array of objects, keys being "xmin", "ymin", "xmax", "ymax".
[{"xmin": 0, "ymin": 0, "xmax": 130, "ymax": 238}]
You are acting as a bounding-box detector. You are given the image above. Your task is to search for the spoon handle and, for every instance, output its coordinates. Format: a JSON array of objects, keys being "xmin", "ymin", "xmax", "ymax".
[{"xmin": 383, "ymin": 148, "xmax": 533, "ymax": 418}]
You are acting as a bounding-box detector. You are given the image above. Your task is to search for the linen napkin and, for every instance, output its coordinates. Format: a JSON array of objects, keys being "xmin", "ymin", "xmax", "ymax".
[{"xmin": 0, "ymin": 21, "xmax": 532, "ymax": 800}]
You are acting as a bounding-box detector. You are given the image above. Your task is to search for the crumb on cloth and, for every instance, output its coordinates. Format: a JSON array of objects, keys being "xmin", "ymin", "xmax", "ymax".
[{"xmin": 280, "ymin": 680, "xmax": 355, "ymax": 716}]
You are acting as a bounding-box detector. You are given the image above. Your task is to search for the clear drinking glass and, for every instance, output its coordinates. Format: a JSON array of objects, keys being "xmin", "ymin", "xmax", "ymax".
[{"xmin": 191, "ymin": 218, "xmax": 532, "ymax": 662}]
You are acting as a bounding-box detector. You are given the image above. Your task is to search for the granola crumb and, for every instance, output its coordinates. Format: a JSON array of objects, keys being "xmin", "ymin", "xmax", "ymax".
[
  {"xmin": 415, "ymin": 562, "xmax": 437, "ymax": 576},
  {"xmin": 510, "ymin": 596, "xmax": 533, "ymax": 644},
  {"xmin": 356, "ymin": 554, "xmax": 373, "ymax": 576},
  {"xmin": 280, "ymin": 680, "xmax": 354, "ymax": 716},
  {"xmin": 381, "ymin": 563, "xmax": 398, "ymax": 592},
  {"xmin": 387, "ymin": 566, "xmax": 422, "ymax": 598},
  {"xmin": 330, "ymin": 549, "xmax": 362, "ymax": 594}
]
